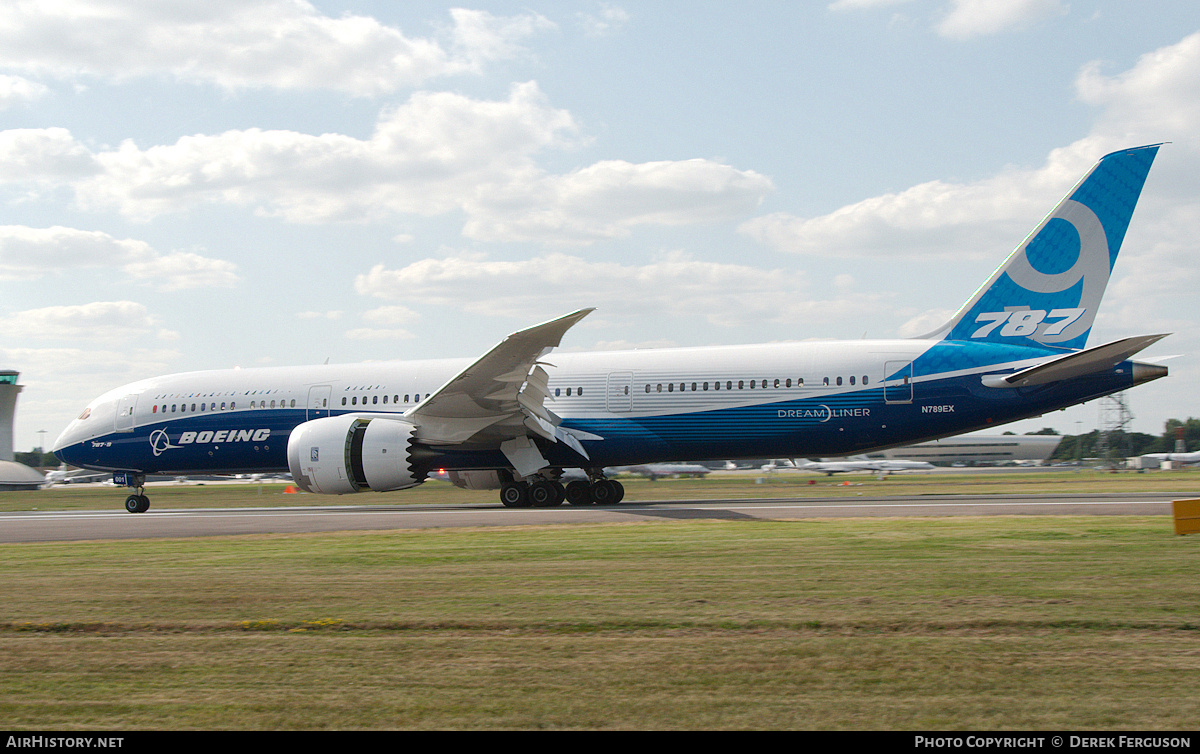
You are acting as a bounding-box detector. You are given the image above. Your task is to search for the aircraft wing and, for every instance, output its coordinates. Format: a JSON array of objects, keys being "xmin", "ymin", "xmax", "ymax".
[{"xmin": 406, "ymin": 308, "xmax": 597, "ymax": 474}]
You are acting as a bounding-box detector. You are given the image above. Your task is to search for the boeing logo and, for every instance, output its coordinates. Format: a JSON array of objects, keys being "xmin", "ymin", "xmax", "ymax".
[
  {"xmin": 150, "ymin": 428, "xmax": 273, "ymax": 454},
  {"xmin": 148, "ymin": 429, "xmax": 180, "ymax": 456}
]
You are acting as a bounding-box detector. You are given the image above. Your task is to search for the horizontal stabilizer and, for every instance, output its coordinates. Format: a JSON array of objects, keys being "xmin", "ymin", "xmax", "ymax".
[{"xmin": 981, "ymin": 334, "xmax": 1169, "ymax": 388}]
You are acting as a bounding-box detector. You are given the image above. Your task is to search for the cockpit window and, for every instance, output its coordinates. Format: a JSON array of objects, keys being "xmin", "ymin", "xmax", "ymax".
[{"xmin": 77, "ymin": 407, "xmax": 91, "ymax": 421}]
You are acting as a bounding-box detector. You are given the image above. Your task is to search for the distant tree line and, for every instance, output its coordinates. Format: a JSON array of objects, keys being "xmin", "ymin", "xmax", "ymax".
[
  {"xmin": 14, "ymin": 450, "xmax": 57, "ymax": 468},
  {"xmin": 1044, "ymin": 417, "xmax": 1200, "ymax": 461}
]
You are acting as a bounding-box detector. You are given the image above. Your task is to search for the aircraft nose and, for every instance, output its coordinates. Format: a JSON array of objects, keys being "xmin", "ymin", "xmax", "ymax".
[
  {"xmin": 51, "ymin": 422, "xmax": 84, "ymax": 465},
  {"xmin": 51, "ymin": 422, "xmax": 75, "ymax": 455},
  {"xmin": 51, "ymin": 409, "xmax": 99, "ymax": 465}
]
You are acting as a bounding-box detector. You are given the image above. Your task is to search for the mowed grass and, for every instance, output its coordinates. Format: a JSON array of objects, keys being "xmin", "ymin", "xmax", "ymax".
[
  {"xmin": 2, "ymin": 514, "xmax": 1199, "ymax": 729},
  {"xmin": 7, "ymin": 467, "xmax": 1200, "ymax": 512}
]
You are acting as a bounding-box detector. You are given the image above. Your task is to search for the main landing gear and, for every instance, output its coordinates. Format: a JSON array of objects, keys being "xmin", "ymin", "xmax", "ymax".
[{"xmin": 498, "ymin": 470, "xmax": 624, "ymax": 508}]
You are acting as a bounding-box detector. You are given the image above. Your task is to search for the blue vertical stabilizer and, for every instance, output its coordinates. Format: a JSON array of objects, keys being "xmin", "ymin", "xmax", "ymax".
[{"xmin": 934, "ymin": 144, "xmax": 1160, "ymax": 350}]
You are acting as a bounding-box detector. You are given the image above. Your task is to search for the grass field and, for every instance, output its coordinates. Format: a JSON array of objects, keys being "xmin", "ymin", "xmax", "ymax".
[
  {"xmin": 2, "ymin": 473, "xmax": 1200, "ymax": 729},
  {"xmin": 7, "ymin": 467, "xmax": 1200, "ymax": 512}
]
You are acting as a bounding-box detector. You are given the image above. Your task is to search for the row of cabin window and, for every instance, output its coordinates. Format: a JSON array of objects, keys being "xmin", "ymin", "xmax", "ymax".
[
  {"xmin": 341, "ymin": 393, "xmax": 422, "ymax": 406},
  {"xmin": 153, "ymin": 398, "xmax": 296, "ymax": 414},
  {"xmin": 644, "ymin": 375, "xmax": 869, "ymax": 393}
]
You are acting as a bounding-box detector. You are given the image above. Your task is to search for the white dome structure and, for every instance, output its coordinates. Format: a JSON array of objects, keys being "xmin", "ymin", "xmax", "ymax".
[{"xmin": 0, "ymin": 459, "xmax": 45, "ymax": 490}]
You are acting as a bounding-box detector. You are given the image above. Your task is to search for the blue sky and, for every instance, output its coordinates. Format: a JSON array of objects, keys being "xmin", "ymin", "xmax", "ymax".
[{"xmin": 3, "ymin": 0, "xmax": 1200, "ymax": 452}]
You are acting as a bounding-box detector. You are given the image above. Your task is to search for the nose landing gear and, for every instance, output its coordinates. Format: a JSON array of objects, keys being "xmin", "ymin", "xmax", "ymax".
[{"xmin": 117, "ymin": 473, "xmax": 149, "ymax": 513}]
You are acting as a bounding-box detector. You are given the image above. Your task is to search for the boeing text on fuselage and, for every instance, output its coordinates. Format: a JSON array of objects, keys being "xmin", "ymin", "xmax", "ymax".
[{"xmin": 53, "ymin": 145, "xmax": 1171, "ymax": 512}]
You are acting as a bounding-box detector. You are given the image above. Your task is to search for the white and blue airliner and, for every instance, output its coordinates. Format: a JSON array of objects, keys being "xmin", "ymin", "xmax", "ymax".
[{"xmin": 53, "ymin": 145, "xmax": 1170, "ymax": 512}]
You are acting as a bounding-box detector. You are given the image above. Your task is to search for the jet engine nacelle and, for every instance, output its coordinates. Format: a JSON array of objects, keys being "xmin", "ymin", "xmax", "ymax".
[{"xmin": 286, "ymin": 414, "xmax": 425, "ymax": 494}]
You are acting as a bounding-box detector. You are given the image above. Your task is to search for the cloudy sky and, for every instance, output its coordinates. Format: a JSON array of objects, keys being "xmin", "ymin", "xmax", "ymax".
[{"xmin": 3, "ymin": 0, "xmax": 1200, "ymax": 452}]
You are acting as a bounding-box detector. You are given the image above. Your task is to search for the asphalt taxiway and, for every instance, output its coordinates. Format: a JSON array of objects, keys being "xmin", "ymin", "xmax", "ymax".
[{"xmin": 0, "ymin": 492, "xmax": 1181, "ymax": 543}]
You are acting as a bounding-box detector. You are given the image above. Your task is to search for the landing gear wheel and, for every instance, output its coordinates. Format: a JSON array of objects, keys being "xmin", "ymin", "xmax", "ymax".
[
  {"xmin": 565, "ymin": 480, "xmax": 593, "ymax": 506},
  {"xmin": 529, "ymin": 480, "xmax": 559, "ymax": 507},
  {"xmin": 124, "ymin": 494, "xmax": 150, "ymax": 513},
  {"xmin": 610, "ymin": 480, "xmax": 625, "ymax": 504},
  {"xmin": 591, "ymin": 479, "xmax": 624, "ymax": 505},
  {"xmin": 500, "ymin": 482, "xmax": 531, "ymax": 508}
]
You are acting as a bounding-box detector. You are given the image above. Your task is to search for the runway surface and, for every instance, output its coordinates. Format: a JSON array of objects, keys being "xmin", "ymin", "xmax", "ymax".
[{"xmin": 0, "ymin": 492, "xmax": 1181, "ymax": 543}]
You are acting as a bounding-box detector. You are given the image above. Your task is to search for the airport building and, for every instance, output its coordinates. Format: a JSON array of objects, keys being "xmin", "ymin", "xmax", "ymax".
[
  {"xmin": 0, "ymin": 370, "xmax": 47, "ymax": 490},
  {"xmin": 858, "ymin": 434, "xmax": 1063, "ymax": 466}
]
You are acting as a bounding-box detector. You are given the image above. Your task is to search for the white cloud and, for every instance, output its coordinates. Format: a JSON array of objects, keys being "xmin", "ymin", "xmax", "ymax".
[
  {"xmin": 121, "ymin": 251, "xmax": 238, "ymax": 290},
  {"xmin": 1076, "ymin": 31, "xmax": 1200, "ymax": 144},
  {"xmin": 578, "ymin": 4, "xmax": 631, "ymax": 37},
  {"xmin": 0, "ymin": 225, "xmax": 237, "ymax": 289},
  {"xmin": 0, "ymin": 128, "xmax": 97, "ymax": 183},
  {"xmin": 0, "ymin": 1, "xmax": 553, "ymax": 95},
  {"xmin": 463, "ymin": 158, "xmax": 774, "ymax": 243},
  {"xmin": 831, "ymin": 0, "xmax": 1066, "ymax": 39},
  {"xmin": 363, "ymin": 305, "xmax": 421, "ymax": 326},
  {"xmin": 1, "ymin": 83, "xmax": 771, "ymax": 243},
  {"xmin": 738, "ymin": 154, "xmax": 1086, "ymax": 260},
  {"xmin": 0, "ymin": 74, "xmax": 46, "ymax": 108},
  {"xmin": 354, "ymin": 251, "xmax": 888, "ymax": 328},
  {"xmin": 0, "ymin": 301, "xmax": 174, "ymax": 343},
  {"xmin": 345, "ymin": 305, "xmax": 422, "ymax": 341},
  {"xmin": 935, "ymin": 0, "xmax": 1067, "ymax": 39}
]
